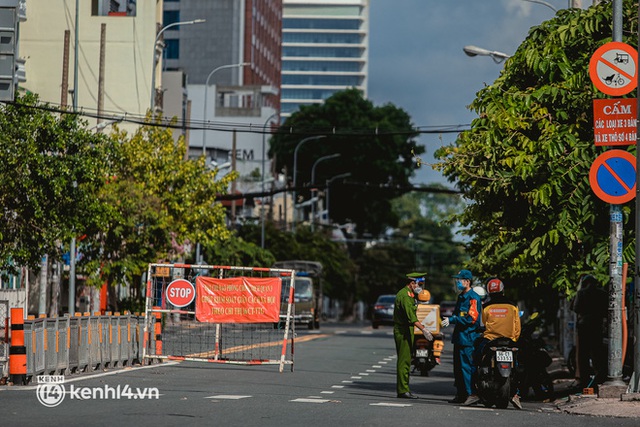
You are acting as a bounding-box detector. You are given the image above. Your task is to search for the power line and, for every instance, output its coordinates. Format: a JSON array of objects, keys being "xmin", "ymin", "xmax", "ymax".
[{"xmin": 3, "ymin": 99, "xmax": 471, "ymax": 136}]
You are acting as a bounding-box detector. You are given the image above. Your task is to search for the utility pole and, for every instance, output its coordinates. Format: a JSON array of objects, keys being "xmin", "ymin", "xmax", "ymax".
[{"xmin": 600, "ymin": 0, "xmax": 626, "ymax": 396}]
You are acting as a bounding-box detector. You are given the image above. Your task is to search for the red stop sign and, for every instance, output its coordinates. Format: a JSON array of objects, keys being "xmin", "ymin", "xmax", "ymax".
[{"xmin": 165, "ymin": 279, "xmax": 196, "ymax": 307}]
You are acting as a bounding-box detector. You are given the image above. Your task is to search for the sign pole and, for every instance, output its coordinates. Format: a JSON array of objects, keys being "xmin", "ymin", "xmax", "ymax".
[
  {"xmin": 633, "ymin": 1, "xmax": 640, "ymax": 394},
  {"xmin": 601, "ymin": 0, "xmax": 627, "ymax": 394}
]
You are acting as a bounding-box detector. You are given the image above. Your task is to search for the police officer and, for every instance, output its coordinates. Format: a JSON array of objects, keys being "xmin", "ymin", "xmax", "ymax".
[
  {"xmin": 394, "ymin": 272, "xmax": 433, "ymax": 399},
  {"xmin": 441, "ymin": 269, "xmax": 483, "ymax": 405}
]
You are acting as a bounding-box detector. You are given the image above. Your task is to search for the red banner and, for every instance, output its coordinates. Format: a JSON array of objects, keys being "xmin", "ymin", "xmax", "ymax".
[{"xmin": 195, "ymin": 276, "xmax": 282, "ymax": 323}]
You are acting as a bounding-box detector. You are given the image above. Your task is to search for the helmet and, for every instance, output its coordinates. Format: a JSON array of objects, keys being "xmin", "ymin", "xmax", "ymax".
[
  {"xmin": 487, "ymin": 278, "xmax": 504, "ymax": 294},
  {"xmin": 417, "ymin": 289, "xmax": 431, "ymax": 302},
  {"xmin": 473, "ymin": 286, "xmax": 487, "ymax": 301}
]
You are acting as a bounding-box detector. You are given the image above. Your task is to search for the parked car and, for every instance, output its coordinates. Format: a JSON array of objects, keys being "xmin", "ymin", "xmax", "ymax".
[
  {"xmin": 372, "ymin": 294, "xmax": 396, "ymax": 329},
  {"xmin": 439, "ymin": 300, "xmax": 456, "ymax": 318}
]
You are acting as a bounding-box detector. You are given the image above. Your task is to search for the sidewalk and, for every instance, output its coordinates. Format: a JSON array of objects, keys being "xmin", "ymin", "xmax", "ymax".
[{"xmin": 546, "ymin": 354, "xmax": 640, "ymax": 418}]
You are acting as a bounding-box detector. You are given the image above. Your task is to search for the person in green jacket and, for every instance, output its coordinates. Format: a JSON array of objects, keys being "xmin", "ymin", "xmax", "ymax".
[{"xmin": 394, "ymin": 272, "xmax": 433, "ymax": 399}]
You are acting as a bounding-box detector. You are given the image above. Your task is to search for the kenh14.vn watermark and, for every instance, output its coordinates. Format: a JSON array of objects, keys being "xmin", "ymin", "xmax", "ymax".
[{"xmin": 36, "ymin": 375, "xmax": 160, "ymax": 407}]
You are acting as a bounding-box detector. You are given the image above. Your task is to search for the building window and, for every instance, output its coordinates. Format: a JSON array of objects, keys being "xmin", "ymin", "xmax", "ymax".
[
  {"xmin": 163, "ymin": 10, "xmax": 180, "ymax": 26},
  {"xmin": 164, "ymin": 39, "xmax": 179, "ymax": 60},
  {"xmin": 91, "ymin": 0, "xmax": 136, "ymax": 17}
]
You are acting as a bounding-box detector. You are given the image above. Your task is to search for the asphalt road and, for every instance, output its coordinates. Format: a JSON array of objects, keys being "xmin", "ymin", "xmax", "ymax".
[{"xmin": 0, "ymin": 322, "xmax": 636, "ymax": 426}]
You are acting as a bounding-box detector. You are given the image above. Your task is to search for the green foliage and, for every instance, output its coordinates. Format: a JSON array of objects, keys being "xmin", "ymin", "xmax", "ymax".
[
  {"xmin": 81, "ymin": 118, "xmax": 234, "ymax": 289},
  {"xmin": 0, "ymin": 93, "xmax": 111, "ymax": 270},
  {"xmin": 358, "ymin": 189, "xmax": 467, "ymax": 304},
  {"xmin": 435, "ymin": 2, "xmax": 635, "ymax": 294},
  {"xmin": 236, "ymin": 223, "xmax": 357, "ymax": 301},
  {"xmin": 270, "ymin": 88, "xmax": 422, "ymax": 236}
]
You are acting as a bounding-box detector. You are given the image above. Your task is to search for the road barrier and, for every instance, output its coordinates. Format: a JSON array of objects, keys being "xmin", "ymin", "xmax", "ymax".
[
  {"xmin": 2, "ymin": 311, "xmax": 155, "ymax": 385},
  {"xmin": 143, "ymin": 263, "xmax": 296, "ymax": 372}
]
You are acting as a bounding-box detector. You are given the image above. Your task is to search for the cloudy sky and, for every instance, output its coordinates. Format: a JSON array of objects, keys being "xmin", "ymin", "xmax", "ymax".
[{"xmin": 367, "ymin": 0, "xmax": 591, "ymax": 186}]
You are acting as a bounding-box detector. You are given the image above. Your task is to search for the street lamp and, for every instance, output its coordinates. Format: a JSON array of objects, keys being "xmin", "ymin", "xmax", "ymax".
[
  {"xmin": 150, "ymin": 19, "xmax": 206, "ymax": 111},
  {"xmin": 463, "ymin": 45, "xmax": 511, "ymax": 63},
  {"xmin": 324, "ymin": 173, "xmax": 351, "ymax": 226},
  {"xmin": 292, "ymin": 135, "xmax": 326, "ymax": 232},
  {"xmin": 201, "ymin": 62, "xmax": 251, "ymax": 156},
  {"xmin": 261, "ymin": 112, "xmax": 278, "ymax": 248},
  {"xmin": 310, "ymin": 153, "xmax": 341, "ymax": 231},
  {"xmin": 522, "ymin": 0, "xmax": 557, "ymax": 12}
]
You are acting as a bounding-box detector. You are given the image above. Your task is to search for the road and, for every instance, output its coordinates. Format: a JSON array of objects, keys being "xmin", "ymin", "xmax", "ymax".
[{"xmin": 0, "ymin": 323, "xmax": 634, "ymax": 426}]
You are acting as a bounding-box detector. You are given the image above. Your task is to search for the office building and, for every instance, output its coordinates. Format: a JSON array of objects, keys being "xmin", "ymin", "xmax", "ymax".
[{"xmin": 281, "ymin": 0, "xmax": 369, "ymax": 121}]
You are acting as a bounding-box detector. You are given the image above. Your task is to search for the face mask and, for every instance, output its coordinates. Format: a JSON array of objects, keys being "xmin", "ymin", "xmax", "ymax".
[
  {"xmin": 455, "ymin": 280, "xmax": 465, "ymax": 294},
  {"xmin": 414, "ymin": 286, "xmax": 423, "ymax": 295}
]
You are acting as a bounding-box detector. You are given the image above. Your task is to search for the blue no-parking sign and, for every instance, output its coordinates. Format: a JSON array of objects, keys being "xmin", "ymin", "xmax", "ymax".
[{"xmin": 589, "ymin": 149, "xmax": 636, "ymax": 204}]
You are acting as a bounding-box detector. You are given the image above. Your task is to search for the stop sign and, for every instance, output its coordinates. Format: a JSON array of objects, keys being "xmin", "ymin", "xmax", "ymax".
[{"xmin": 165, "ymin": 279, "xmax": 196, "ymax": 307}]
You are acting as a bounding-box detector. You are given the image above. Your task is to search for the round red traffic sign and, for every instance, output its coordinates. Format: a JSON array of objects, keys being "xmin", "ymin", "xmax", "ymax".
[
  {"xmin": 589, "ymin": 42, "xmax": 638, "ymax": 96},
  {"xmin": 165, "ymin": 279, "xmax": 196, "ymax": 307},
  {"xmin": 589, "ymin": 149, "xmax": 636, "ymax": 204}
]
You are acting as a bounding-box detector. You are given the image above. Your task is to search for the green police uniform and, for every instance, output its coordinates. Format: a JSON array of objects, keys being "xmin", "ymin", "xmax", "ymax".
[{"xmin": 393, "ymin": 285, "xmax": 419, "ymax": 395}]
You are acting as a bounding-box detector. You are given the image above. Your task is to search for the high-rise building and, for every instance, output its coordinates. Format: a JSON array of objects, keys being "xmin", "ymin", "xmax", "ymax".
[
  {"xmin": 281, "ymin": 0, "xmax": 369, "ymax": 121},
  {"xmin": 162, "ymin": 0, "xmax": 283, "ymax": 224}
]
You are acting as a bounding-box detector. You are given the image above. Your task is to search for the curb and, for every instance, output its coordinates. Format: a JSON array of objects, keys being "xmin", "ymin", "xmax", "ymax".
[{"xmin": 556, "ymin": 395, "xmax": 640, "ymax": 418}]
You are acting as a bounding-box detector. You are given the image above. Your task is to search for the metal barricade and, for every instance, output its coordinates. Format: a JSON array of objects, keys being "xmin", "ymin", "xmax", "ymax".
[
  {"xmin": 88, "ymin": 316, "xmax": 100, "ymax": 370},
  {"xmin": 56, "ymin": 317, "xmax": 69, "ymax": 375},
  {"xmin": 0, "ymin": 300, "xmax": 7, "ymax": 379},
  {"xmin": 99, "ymin": 316, "xmax": 111, "ymax": 368},
  {"xmin": 32, "ymin": 319, "xmax": 45, "ymax": 376},
  {"xmin": 44, "ymin": 318, "xmax": 58, "ymax": 374},
  {"xmin": 77, "ymin": 315, "xmax": 90, "ymax": 372},
  {"xmin": 120, "ymin": 315, "xmax": 133, "ymax": 366},
  {"xmin": 110, "ymin": 316, "xmax": 120, "ymax": 367},
  {"xmin": 67, "ymin": 316, "xmax": 79, "ymax": 373}
]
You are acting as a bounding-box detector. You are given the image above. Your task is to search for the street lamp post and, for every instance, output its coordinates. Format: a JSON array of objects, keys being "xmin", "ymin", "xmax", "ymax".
[
  {"xmin": 201, "ymin": 62, "xmax": 251, "ymax": 157},
  {"xmin": 150, "ymin": 19, "xmax": 206, "ymax": 111},
  {"xmin": 310, "ymin": 153, "xmax": 341, "ymax": 231},
  {"xmin": 292, "ymin": 135, "xmax": 326, "ymax": 232},
  {"xmin": 261, "ymin": 112, "xmax": 278, "ymax": 248},
  {"xmin": 463, "ymin": 45, "xmax": 511, "ymax": 63},
  {"xmin": 324, "ymin": 173, "xmax": 351, "ymax": 226}
]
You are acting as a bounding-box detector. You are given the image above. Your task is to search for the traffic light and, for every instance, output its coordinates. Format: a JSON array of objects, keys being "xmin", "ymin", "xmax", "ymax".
[{"xmin": 0, "ymin": 2, "xmax": 18, "ymax": 102}]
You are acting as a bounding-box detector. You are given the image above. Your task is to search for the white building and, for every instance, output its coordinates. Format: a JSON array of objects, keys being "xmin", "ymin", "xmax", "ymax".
[{"xmin": 20, "ymin": 0, "xmax": 159, "ymax": 132}]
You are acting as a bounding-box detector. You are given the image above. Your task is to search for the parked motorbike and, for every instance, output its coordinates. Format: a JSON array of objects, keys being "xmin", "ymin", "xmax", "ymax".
[
  {"xmin": 476, "ymin": 337, "xmax": 518, "ymax": 409},
  {"xmin": 515, "ymin": 312, "xmax": 554, "ymax": 401},
  {"xmin": 412, "ymin": 332, "xmax": 444, "ymax": 376}
]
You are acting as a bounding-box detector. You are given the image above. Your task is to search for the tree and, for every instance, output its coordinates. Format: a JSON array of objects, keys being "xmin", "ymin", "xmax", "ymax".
[
  {"xmin": 435, "ymin": 3, "xmax": 635, "ymax": 294},
  {"xmin": 0, "ymin": 93, "xmax": 110, "ymax": 271},
  {"xmin": 270, "ymin": 88, "xmax": 423, "ymax": 237},
  {"xmin": 81, "ymin": 120, "xmax": 235, "ymax": 306}
]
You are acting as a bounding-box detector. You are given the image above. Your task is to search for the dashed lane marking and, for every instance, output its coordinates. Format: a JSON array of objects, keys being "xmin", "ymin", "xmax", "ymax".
[
  {"xmin": 370, "ymin": 403, "xmax": 413, "ymax": 407},
  {"xmin": 291, "ymin": 398, "xmax": 331, "ymax": 403},
  {"xmin": 205, "ymin": 395, "xmax": 252, "ymax": 399}
]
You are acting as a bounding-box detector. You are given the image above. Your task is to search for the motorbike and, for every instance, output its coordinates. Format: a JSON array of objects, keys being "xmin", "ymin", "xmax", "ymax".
[
  {"xmin": 412, "ymin": 332, "xmax": 444, "ymax": 376},
  {"xmin": 476, "ymin": 337, "xmax": 518, "ymax": 409},
  {"xmin": 515, "ymin": 312, "xmax": 554, "ymax": 401}
]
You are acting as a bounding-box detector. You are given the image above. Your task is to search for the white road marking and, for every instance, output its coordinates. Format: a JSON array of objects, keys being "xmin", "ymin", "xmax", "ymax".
[
  {"xmin": 291, "ymin": 398, "xmax": 330, "ymax": 403},
  {"xmin": 460, "ymin": 406, "xmax": 494, "ymax": 411},
  {"xmin": 331, "ymin": 385, "xmax": 344, "ymax": 389},
  {"xmin": 341, "ymin": 380, "xmax": 353, "ymax": 383},
  {"xmin": 358, "ymin": 373, "xmax": 369, "ymax": 376},
  {"xmin": 378, "ymin": 361, "xmax": 388, "ymax": 364},
  {"xmin": 370, "ymin": 402, "xmax": 413, "ymax": 407},
  {"xmin": 361, "ymin": 331, "xmax": 373, "ymax": 335},
  {"xmin": 373, "ymin": 365, "xmax": 382, "ymax": 368},
  {"xmin": 366, "ymin": 369, "xmax": 376, "ymax": 372},
  {"xmin": 205, "ymin": 395, "xmax": 252, "ymax": 399},
  {"xmin": 320, "ymin": 391, "xmax": 334, "ymax": 394},
  {"xmin": 351, "ymin": 376, "xmax": 362, "ymax": 379}
]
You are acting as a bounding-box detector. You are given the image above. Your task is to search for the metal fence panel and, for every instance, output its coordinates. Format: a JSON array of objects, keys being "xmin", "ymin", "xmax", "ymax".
[
  {"xmin": 99, "ymin": 316, "xmax": 111, "ymax": 368},
  {"xmin": 77, "ymin": 316, "xmax": 89, "ymax": 372},
  {"xmin": 44, "ymin": 318, "xmax": 57, "ymax": 374},
  {"xmin": 56, "ymin": 317, "xmax": 69, "ymax": 374},
  {"xmin": 67, "ymin": 317, "xmax": 79, "ymax": 373},
  {"xmin": 88, "ymin": 316, "xmax": 100, "ymax": 370},
  {"xmin": 0, "ymin": 300, "xmax": 7, "ymax": 378}
]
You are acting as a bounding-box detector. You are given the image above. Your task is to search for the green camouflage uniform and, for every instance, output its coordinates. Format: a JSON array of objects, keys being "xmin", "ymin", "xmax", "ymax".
[{"xmin": 393, "ymin": 286, "xmax": 418, "ymax": 394}]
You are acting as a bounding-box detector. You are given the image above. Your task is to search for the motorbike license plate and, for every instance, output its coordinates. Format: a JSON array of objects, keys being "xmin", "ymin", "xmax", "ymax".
[
  {"xmin": 496, "ymin": 350, "xmax": 513, "ymax": 362},
  {"xmin": 415, "ymin": 349, "xmax": 429, "ymax": 357}
]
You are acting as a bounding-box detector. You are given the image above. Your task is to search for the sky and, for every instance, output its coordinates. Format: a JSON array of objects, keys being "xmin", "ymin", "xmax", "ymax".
[{"xmin": 367, "ymin": 0, "xmax": 591, "ymax": 187}]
